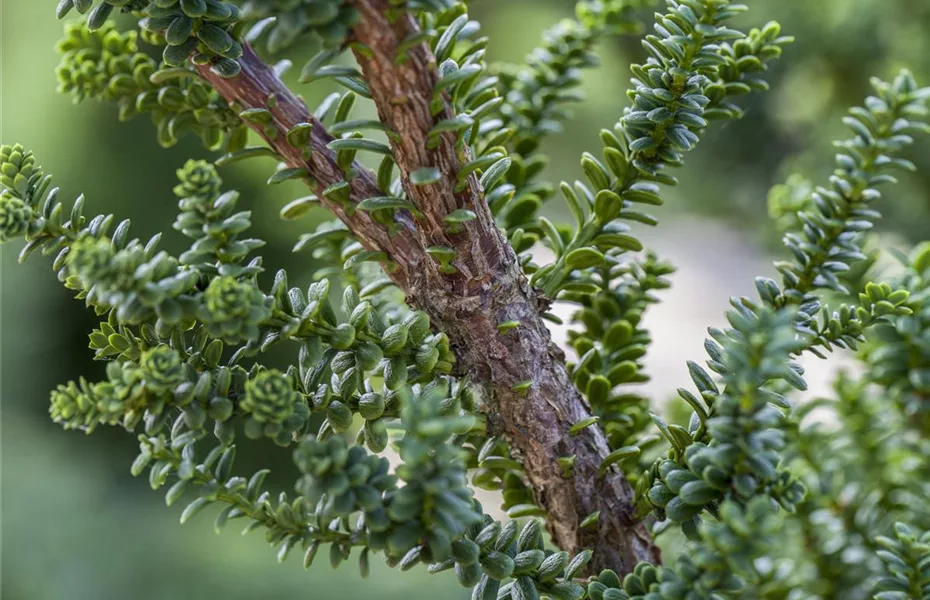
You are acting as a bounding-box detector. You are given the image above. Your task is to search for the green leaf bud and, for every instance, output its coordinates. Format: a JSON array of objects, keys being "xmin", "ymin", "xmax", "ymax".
[
  {"xmin": 139, "ymin": 345, "xmax": 186, "ymax": 393},
  {"xmin": 358, "ymin": 392, "xmax": 385, "ymax": 420},
  {"xmin": 201, "ymin": 276, "xmax": 271, "ymax": 343},
  {"xmin": 0, "ymin": 193, "xmax": 35, "ymax": 242},
  {"xmin": 174, "ymin": 159, "xmax": 222, "ymax": 201},
  {"xmin": 241, "ymin": 369, "xmax": 302, "ymax": 425}
]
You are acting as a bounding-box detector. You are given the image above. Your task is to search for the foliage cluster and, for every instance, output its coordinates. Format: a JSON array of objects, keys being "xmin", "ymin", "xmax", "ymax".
[{"xmin": 5, "ymin": 1, "xmax": 930, "ymax": 599}]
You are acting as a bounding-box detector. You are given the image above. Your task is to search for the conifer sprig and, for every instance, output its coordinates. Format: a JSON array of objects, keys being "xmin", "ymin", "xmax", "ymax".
[
  {"xmin": 529, "ymin": 10, "xmax": 792, "ymax": 298},
  {"xmin": 643, "ymin": 70, "xmax": 929, "ymax": 534},
  {"xmin": 56, "ymin": 22, "xmax": 244, "ymax": 149},
  {"xmin": 5, "ymin": 0, "xmax": 930, "ymax": 595},
  {"xmin": 587, "ymin": 496, "xmax": 781, "ymax": 600},
  {"xmin": 863, "ymin": 243, "xmax": 930, "ymax": 431},
  {"xmin": 566, "ymin": 253, "xmax": 675, "ymax": 458},
  {"xmin": 495, "ymin": 0, "xmax": 651, "ymax": 160},
  {"xmin": 873, "ymin": 523, "xmax": 930, "ymax": 600},
  {"xmin": 57, "ymin": 0, "xmax": 246, "ymax": 74},
  {"xmin": 772, "ymin": 71, "xmax": 930, "ymax": 303}
]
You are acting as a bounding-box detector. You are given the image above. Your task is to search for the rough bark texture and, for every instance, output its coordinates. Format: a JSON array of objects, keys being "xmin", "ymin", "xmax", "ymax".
[
  {"xmin": 198, "ymin": 45, "xmax": 423, "ymax": 290},
  {"xmin": 199, "ymin": 3, "xmax": 660, "ymax": 574}
]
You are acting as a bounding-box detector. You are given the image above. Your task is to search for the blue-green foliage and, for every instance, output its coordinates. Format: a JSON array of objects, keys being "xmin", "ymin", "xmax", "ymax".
[
  {"xmin": 240, "ymin": 0, "xmax": 358, "ymax": 54},
  {"xmin": 777, "ymin": 244, "xmax": 930, "ymax": 598},
  {"xmin": 497, "ymin": 0, "xmax": 651, "ymax": 159},
  {"xmin": 588, "ymin": 497, "xmax": 780, "ymax": 599},
  {"xmin": 646, "ymin": 307, "xmax": 808, "ymax": 530},
  {"xmin": 873, "ymin": 523, "xmax": 930, "ymax": 600},
  {"xmin": 58, "ymin": 0, "xmax": 244, "ymax": 74},
  {"xmin": 528, "ymin": 10, "xmax": 792, "ymax": 298},
  {"xmin": 5, "ymin": 0, "xmax": 930, "ymax": 599},
  {"xmin": 865, "ymin": 243, "xmax": 930, "ymax": 427},
  {"xmin": 634, "ymin": 69, "xmax": 930, "ymax": 599},
  {"xmin": 56, "ymin": 22, "xmax": 244, "ymax": 148}
]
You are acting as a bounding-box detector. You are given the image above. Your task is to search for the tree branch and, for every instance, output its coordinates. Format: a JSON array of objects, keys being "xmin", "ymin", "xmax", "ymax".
[
  {"xmin": 198, "ymin": 4, "xmax": 660, "ymax": 573},
  {"xmin": 197, "ymin": 45, "xmax": 426, "ymax": 291}
]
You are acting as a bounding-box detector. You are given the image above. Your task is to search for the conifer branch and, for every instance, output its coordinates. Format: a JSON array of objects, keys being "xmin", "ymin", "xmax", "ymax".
[
  {"xmin": 190, "ymin": 0, "xmax": 662, "ymax": 574},
  {"xmin": 195, "ymin": 43, "xmax": 427, "ymax": 291},
  {"xmin": 349, "ymin": 0, "xmax": 660, "ymax": 573},
  {"xmin": 8, "ymin": 2, "xmax": 930, "ymax": 598},
  {"xmin": 348, "ymin": 0, "xmax": 508, "ymax": 282}
]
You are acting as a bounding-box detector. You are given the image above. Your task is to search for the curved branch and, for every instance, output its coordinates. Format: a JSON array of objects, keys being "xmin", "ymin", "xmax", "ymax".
[
  {"xmin": 198, "ymin": 9, "xmax": 659, "ymax": 572},
  {"xmin": 197, "ymin": 45, "xmax": 426, "ymax": 291}
]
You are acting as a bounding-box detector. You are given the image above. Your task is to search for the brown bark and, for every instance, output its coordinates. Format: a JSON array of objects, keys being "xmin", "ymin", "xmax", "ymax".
[
  {"xmin": 198, "ymin": 44, "xmax": 424, "ymax": 290},
  {"xmin": 198, "ymin": 3, "xmax": 659, "ymax": 574}
]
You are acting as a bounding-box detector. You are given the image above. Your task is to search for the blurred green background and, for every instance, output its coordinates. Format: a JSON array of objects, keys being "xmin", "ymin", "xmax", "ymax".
[{"xmin": 2, "ymin": 1, "xmax": 929, "ymax": 598}]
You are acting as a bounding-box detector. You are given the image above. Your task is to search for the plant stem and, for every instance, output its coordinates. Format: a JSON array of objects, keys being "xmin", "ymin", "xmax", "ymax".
[{"xmin": 196, "ymin": 7, "xmax": 660, "ymax": 574}]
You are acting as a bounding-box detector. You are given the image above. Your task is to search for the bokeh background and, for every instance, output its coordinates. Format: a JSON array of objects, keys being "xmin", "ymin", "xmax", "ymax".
[{"xmin": 2, "ymin": 1, "xmax": 929, "ymax": 598}]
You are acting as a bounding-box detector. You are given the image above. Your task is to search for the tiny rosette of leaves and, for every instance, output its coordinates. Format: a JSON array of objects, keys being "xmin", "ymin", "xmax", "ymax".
[
  {"xmin": 199, "ymin": 275, "xmax": 272, "ymax": 343},
  {"xmin": 55, "ymin": 21, "xmax": 243, "ymax": 149},
  {"xmin": 55, "ymin": 0, "xmax": 245, "ymax": 76},
  {"xmin": 240, "ymin": 369, "xmax": 310, "ymax": 441},
  {"xmin": 0, "ymin": 146, "xmax": 42, "ymax": 240},
  {"xmin": 0, "ymin": 193, "xmax": 34, "ymax": 243},
  {"xmin": 0, "ymin": 144, "xmax": 43, "ymax": 229},
  {"xmin": 174, "ymin": 157, "xmax": 222, "ymax": 199}
]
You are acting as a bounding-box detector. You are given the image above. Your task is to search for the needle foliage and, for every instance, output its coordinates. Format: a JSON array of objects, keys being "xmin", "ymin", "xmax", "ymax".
[{"xmin": 4, "ymin": 1, "xmax": 930, "ymax": 599}]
